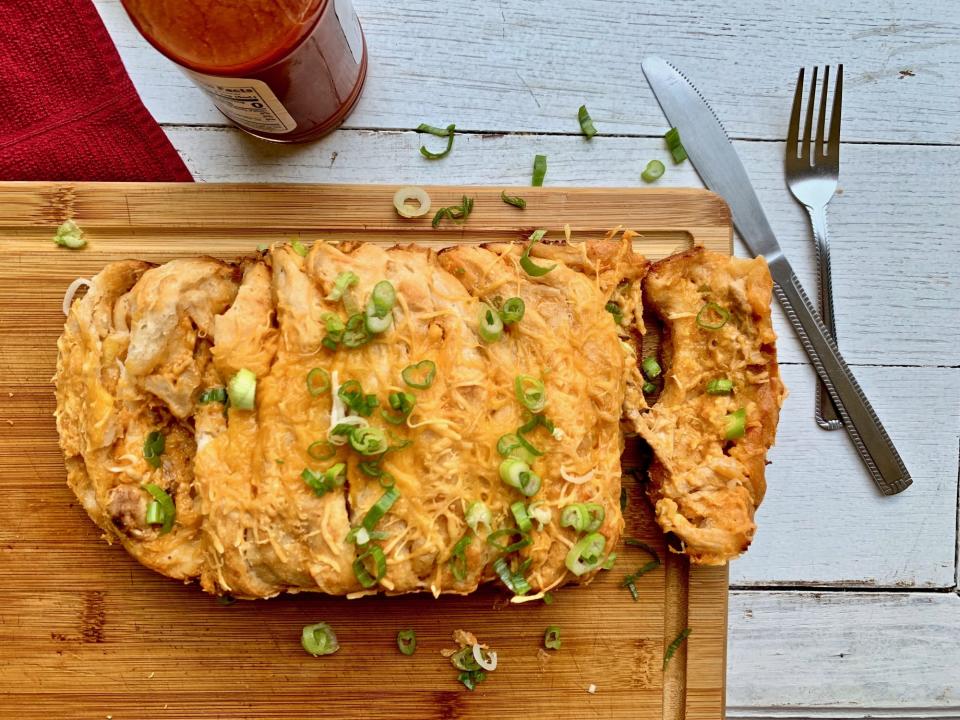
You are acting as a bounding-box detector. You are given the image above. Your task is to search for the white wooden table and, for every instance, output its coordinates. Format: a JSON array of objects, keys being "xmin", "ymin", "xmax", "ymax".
[{"xmin": 95, "ymin": 1, "xmax": 960, "ymax": 716}]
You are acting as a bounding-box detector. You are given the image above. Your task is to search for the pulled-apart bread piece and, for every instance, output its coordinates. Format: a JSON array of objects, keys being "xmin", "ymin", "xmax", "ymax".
[
  {"xmin": 631, "ymin": 248, "xmax": 786, "ymax": 565},
  {"xmin": 55, "ymin": 235, "xmax": 647, "ymax": 600}
]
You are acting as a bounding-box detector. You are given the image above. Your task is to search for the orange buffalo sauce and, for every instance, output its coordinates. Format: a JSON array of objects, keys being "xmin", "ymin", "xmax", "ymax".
[{"xmin": 122, "ymin": 0, "xmax": 367, "ymax": 142}]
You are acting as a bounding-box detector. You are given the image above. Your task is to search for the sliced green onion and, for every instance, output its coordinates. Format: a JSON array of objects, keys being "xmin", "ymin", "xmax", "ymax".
[
  {"xmin": 360, "ymin": 487, "xmax": 400, "ymax": 532},
  {"xmin": 622, "ymin": 560, "xmax": 660, "ymax": 600},
  {"xmin": 492, "ymin": 556, "xmax": 531, "ymax": 595},
  {"xmin": 514, "ymin": 375, "xmax": 546, "ymax": 413},
  {"xmin": 397, "ymin": 629, "xmax": 417, "ymax": 656},
  {"xmin": 642, "ymin": 357, "xmax": 662, "ymax": 379},
  {"xmin": 365, "ymin": 298, "xmax": 393, "ymax": 334},
  {"xmin": 532, "ymin": 154, "xmax": 547, "ymax": 186},
  {"xmin": 542, "ymin": 592, "xmax": 554, "ymax": 605},
  {"xmin": 307, "ymin": 440, "xmax": 337, "ymax": 461},
  {"xmin": 544, "ymin": 626, "xmax": 562, "ymax": 650},
  {"xmin": 349, "ymin": 426, "xmax": 389, "ymax": 455},
  {"xmin": 145, "ymin": 499, "xmax": 162, "ymax": 525},
  {"xmin": 326, "ymin": 271, "xmax": 359, "ymax": 302},
  {"xmin": 560, "ymin": 504, "xmax": 589, "ymax": 533},
  {"xmin": 642, "ymin": 382, "xmax": 657, "ymax": 394},
  {"xmin": 725, "ymin": 408, "xmax": 747, "ymax": 440},
  {"xmin": 641, "ymin": 159, "xmax": 666, "ymax": 183},
  {"xmin": 301, "ymin": 463, "xmax": 346, "ymax": 497},
  {"xmin": 371, "ymin": 280, "xmax": 397, "ymax": 317},
  {"xmin": 142, "ymin": 482, "xmax": 175, "ymax": 534},
  {"xmin": 497, "ymin": 433, "xmax": 535, "ymax": 463},
  {"xmin": 602, "ymin": 552, "xmax": 617, "ymax": 570},
  {"xmin": 353, "ymin": 544, "xmax": 387, "ymax": 588},
  {"xmin": 432, "ymin": 195, "xmax": 474, "ymax": 228},
  {"xmin": 342, "ymin": 313, "xmax": 370, "ymax": 348},
  {"xmin": 338, "ymin": 380, "xmax": 379, "ymax": 417},
  {"xmin": 696, "ymin": 302, "xmax": 731, "ymax": 330},
  {"xmin": 605, "ymin": 301, "xmax": 623, "ymax": 324},
  {"xmin": 143, "ymin": 431, "xmax": 165, "ymax": 469},
  {"xmin": 499, "ymin": 297, "xmax": 525, "ymax": 325},
  {"xmin": 451, "ymin": 646, "xmax": 481, "ymax": 671},
  {"xmin": 625, "ymin": 578, "xmax": 639, "ymax": 601},
  {"xmin": 52, "ymin": 219, "xmax": 86, "ymax": 249},
  {"xmin": 228, "ymin": 368, "xmax": 257, "ymax": 410},
  {"xmin": 706, "ymin": 378, "xmax": 734, "ymax": 395},
  {"xmin": 498, "ymin": 457, "xmax": 541, "ymax": 496},
  {"xmin": 665, "ymin": 127, "xmax": 688, "ymax": 164},
  {"xmin": 402, "ymin": 360, "xmax": 436, "ymax": 389},
  {"xmin": 663, "ymin": 628, "xmax": 692, "ymax": 669},
  {"xmin": 520, "ymin": 229, "xmax": 556, "ymax": 277},
  {"xmin": 625, "ymin": 538, "xmax": 661, "ymax": 564},
  {"xmin": 565, "ymin": 532, "xmax": 606, "ymax": 576},
  {"xmin": 393, "ymin": 186, "xmax": 431, "ymax": 218},
  {"xmin": 577, "ymin": 105, "xmax": 597, "ymax": 138},
  {"xmin": 465, "ymin": 501, "xmax": 492, "ymax": 533},
  {"xmin": 528, "ymin": 501, "xmax": 552, "ymax": 529},
  {"xmin": 449, "ymin": 533, "xmax": 472, "ymax": 581},
  {"xmin": 478, "ymin": 303, "xmax": 504, "ymax": 343},
  {"xmin": 500, "ymin": 190, "xmax": 526, "ymax": 209},
  {"xmin": 306, "ymin": 368, "xmax": 331, "ymax": 397},
  {"xmin": 514, "ymin": 431, "xmax": 543, "ymax": 458},
  {"xmin": 381, "ymin": 391, "xmax": 416, "ymax": 425},
  {"xmin": 358, "ymin": 460, "xmax": 382, "ymax": 478},
  {"xmin": 198, "ymin": 387, "xmax": 227, "ymax": 405},
  {"xmin": 291, "ymin": 239, "xmax": 308, "ymax": 257},
  {"xmin": 457, "ymin": 670, "xmax": 487, "ymax": 691},
  {"xmin": 301, "ymin": 622, "xmax": 339, "ymax": 656},
  {"xmin": 417, "ymin": 122, "xmax": 456, "ymax": 160},
  {"xmin": 583, "ymin": 503, "xmax": 605, "ymax": 532},
  {"xmin": 486, "ymin": 527, "xmax": 532, "ymax": 554},
  {"xmin": 378, "ymin": 472, "xmax": 396, "ymax": 489},
  {"xmin": 510, "ymin": 501, "xmax": 532, "ymax": 532}
]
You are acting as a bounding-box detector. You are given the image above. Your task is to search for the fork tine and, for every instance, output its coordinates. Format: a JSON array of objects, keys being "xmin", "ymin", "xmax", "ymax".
[
  {"xmin": 801, "ymin": 66, "xmax": 818, "ymax": 162},
  {"xmin": 786, "ymin": 67, "xmax": 804, "ymax": 159},
  {"xmin": 828, "ymin": 64, "xmax": 843, "ymax": 159},
  {"xmin": 816, "ymin": 65, "xmax": 830, "ymax": 159}
]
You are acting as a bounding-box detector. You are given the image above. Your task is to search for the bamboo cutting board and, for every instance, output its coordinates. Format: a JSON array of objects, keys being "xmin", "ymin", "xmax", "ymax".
[{"xmin": 0, "ymin": 183, "xmax": 731, "ymax": 720}]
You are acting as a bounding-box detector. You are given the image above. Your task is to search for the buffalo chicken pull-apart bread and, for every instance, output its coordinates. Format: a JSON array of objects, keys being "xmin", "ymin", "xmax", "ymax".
[
  {"xmin": 632, "ymin": 248, "xmax": 786, "ymax": 565},
  {"xmin": 55, "ymin": 236, "xmax": 650, "ymax": 600}
]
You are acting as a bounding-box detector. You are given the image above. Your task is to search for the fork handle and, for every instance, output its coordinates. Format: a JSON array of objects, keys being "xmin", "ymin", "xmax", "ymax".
[
  {"xmin": 807, "ymin": 205, "xmax": 843, "ymax": 430},
  {"xmin": 768, "ymin": 255, "xmax": 912, "ymax": 496}
]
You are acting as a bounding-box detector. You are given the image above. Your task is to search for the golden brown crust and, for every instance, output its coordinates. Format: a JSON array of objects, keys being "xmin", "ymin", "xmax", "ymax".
[{"xmin": 632, "ymin": 247, "xmax": 786, "ymax": 565}]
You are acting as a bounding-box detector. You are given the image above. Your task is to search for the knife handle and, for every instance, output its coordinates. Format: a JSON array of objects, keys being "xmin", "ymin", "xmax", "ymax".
[{"xmin": 769, "ymin": 256, "xmax": 912, "ymax": 495}]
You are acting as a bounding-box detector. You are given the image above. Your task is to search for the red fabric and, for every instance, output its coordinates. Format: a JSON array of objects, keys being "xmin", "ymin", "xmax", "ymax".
[{"xmin": 0, "ymin": 0, "xmax": 192, "ymax": 182}]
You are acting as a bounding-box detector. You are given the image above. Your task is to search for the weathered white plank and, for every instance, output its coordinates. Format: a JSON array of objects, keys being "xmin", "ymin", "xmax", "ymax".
[
  {"xmin": 94, "ymin": 0, "xmax": 960, "ymax": 144},
  {"xmin": 727, "ymin": 590, "xmax": 960, "ymax": 717},
  {"xmin": 732, "ymin": 365, "xmax": 958, "ymax": 588},
  {"xmin": 165, "ymin": 126, "xmax": 960, "ymax": 367}
]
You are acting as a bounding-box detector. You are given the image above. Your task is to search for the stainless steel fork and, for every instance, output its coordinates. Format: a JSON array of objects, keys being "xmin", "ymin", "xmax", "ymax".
[{"xmin": 785, "ymin": 65, "xmax": 844, "ymax": 430}]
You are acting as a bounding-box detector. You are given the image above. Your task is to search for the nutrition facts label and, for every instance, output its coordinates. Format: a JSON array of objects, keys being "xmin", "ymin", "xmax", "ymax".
[{"xmin": 184, "ymin": 71, "xmax": 298, "ymax": 134}]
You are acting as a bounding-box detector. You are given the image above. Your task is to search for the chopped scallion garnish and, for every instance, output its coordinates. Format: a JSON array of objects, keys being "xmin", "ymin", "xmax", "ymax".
[
  {"xmin": 492, "ymin": 556, "xmax": 531, "ymax": 595},
  {"xmin": 449, "ymin": 533, "xmax": 472, "ymax": 581},
  {"xmin": 143, "ymin": 431, "xmax": 165, "ymax": 469},
  {"xmin": 577, "ymin": 105, "xmax": 597, "ymax": 138},
  {"xmin": 515, "ymin": 375, "xmax": 547, "ymax": 413},
  {"xmin": 696, "ymin": 302, "xmax": 731, "ymax": 330},
  {"xmin": 664, "ymin": 127, "xmax": 688, "ymax": 163},
  {"xmin": 52, "ymin": 219, "xmax": 86, "ymax": 249},
  {"xmin": 544, "ymin": 626, "xmax": 562, "ymax": 650},
  {"xmin": 478, "ymin": 303, "xmax": 504, "ymax": 343},
  {"xmin": 499, "ymin": 297, "xmax": 525, "ymax": 325},
  {"xmin": 486, "ymin": 527, "xmax": 532, "ymax": 554},
  {"xmin": 663, "ymin": 628, "xmax": 692, "ymax": 669},
  {"xmin": 520, "ymin": 229, "xmax": 556, "ymax": 277},
  {"xmin": 306, "ymin": 368, "xmax": 331, "ymax": 397},
  {"xmin": 381, "ymin": 391, "xmax": 416, "ymax": 425},
  {"xmin": 349, "ymin": 426, "xmax": 389, "ymax": 455},
  {"xmin": 531, "ymin": 154, "xmax": 547, "ymax": 186},
  {"xmin": 500, "ymin": 190, "xmax": 526, "ymax": 209},
  {"xmin": 498, "ymin": 457, "xmax": 541, "ymax": 496},
  {"xmin": 301, "ymin": 463, "xmax": 346, "ymax": 497},
  {"xmin": 417, "ymin": 122, "xmax": 456, "ymax": 160},
  {"xmin": 198, "ymin": 387, "xmax": 227, "ymax": 405},
  {"xmin": 291, "ymin": 239, "xmax": 308, "ymax": 257},
  {"xmin": 465, "ymin": 501, "xmax": 492, "ymax": 533},
  {"xmin": 641, "ymin": 159, "xmax": 665, "ymax": 183},
  {"xmin": 402, "ymin": 360, "xmax": 436, "ymax": 389},
  {"xmin": 605, "ymin": 301, "xmax": 623, "ymax": 324},
  {"xmin": 724, "ymin": 408, "xmax": 747, "ymax": 440},
  {"xmin": 301, "ymin": 622, "xmax": 339, "ymax": 656},
  {"xmin": 565, "ymin": 532, "xmax": 606, "ymax": 576},
  {"xmin": 397, "ymin": 629, "xmax": 417, "ymax": 656},
  {"xmin": 642, "ymin": 357, "xmax": 662, "ymax": 379},
  {"xmin": 353, "ymin": 544, "xmax": 387, "ymax": 588},
  {"xmin": 307, "ymin": 440, "xmax": 337, "ymax": 461},
  {"xmin": 142, "ymin": 482, "xmax": 175, "ymax": 534},
  {"xmin": 510, "ymin": 501, "xmax": 532, "ymax": 532},
  {"xmin": 338, "ymin": 379, "xmax": 379, "ymax": 417},
  {"xmin": 706, "ymin": 378, "xmax": 734, "ymax": 395},
  {"xmin": 642, "ymin": 382, "xmax": 657, "ymax": 394},
  {"xmin": 228, "ymin": 368, "xmax": 257, "ymax": 410},
  {"xmin": 432, "ymin": 195, "xmax": 474, "ymax": 228},
  {"xmin": 326, "ymin": 271, "xmax": 359, "ymax": 302}
]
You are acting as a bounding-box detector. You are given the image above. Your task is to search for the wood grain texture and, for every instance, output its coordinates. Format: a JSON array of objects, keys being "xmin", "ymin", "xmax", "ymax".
[
  {"xmin": 727, "ymin": 591, "xmax": 960, "ymax": 717},
  {"xmin": 93, "ymin": 0, "xmax": 960, "ymax": 144},
  {"xmin": 0, "ymin": 182, "xmax": 729, "ymax": 719}
]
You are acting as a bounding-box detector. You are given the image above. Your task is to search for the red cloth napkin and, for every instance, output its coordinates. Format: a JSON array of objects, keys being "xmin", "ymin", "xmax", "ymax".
[{"xmin": 0, "ymin": 0, "xmax": 192, "ymax": 182}]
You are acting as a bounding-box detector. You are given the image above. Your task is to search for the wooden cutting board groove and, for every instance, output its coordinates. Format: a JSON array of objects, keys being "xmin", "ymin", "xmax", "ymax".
[{"xmin": 0, "ymin": 182, "xmax": 730, "ymax": 720}]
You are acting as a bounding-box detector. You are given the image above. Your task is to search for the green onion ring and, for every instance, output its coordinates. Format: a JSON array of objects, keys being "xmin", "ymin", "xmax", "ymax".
[
  {"xmin": 531, "ymin": 154, "xmax": 547, "ymax": 186},
  {"xmin": 642, "ymin": 357, "xmax": 662, "ymax": 379},
  {"xmin": 198, "ymin": 387, "xmax": 227, "ymax": 405},
  {"xmin": 706, "ymin": 378, "xmax": 734, "ymax": 395},
  {"xmin": 641, "ymin": 159, "xmax": 666, "ymax": 183},
  {"xmin": 577, "ymin": 104, "xmax": 597, "ymax": 138},
  {"xmin": 353, "ymin": 544, "xmax": 387, "ymax": 588},
  {"xmin": 499, "ymin": 297, "xmax": 525, "ymax": 325},
  {"xmin": 306, "ymin": 368, "xmax": 331, "ymax": 397},
  {"xmin": 565, "ymin": 532, "xmax": 607, "ymax": 576},
  {"xmin": 301, "ymin": 622, "xmax": 340, "ymax": 656},
  {"xmin": 402, "ymin": 360, "xmax": 436, "ymax": 389},
  {"xmin": 417, "ymin": 122, "xmax": 456, "ymax": 160},
  {"xmin": 696, "ymin": 302, "xmax": 731, "ymax": 330},
  {"xmin": 544, "ymin": 626, "xmax": 562, "ymax": 650},
  {"xmin": 486, "ymin": 527, "xmax": 532, "ymax": 554},
  {"xmin": 449, "ymin": 533, "xmax": 472, "ymax": 581},
  {"xmin": 478, "ymin": 303, "xmax": 504, "ymax": 343},
  {"xmin": 307, "ymin": 440, "xmax": 337, "ymax": 461},
  {"xmin": 514, "ymin": 375, "xmax": 547, "ymax": 413},
  {"xmin": 520, "ymin": 229, "xmax": 556, "ymax": 277},
  {"xmin": 396, "ymin": 629, "xmax": 417, "ymax": 656},
  {"xmin": 142, "ymin": 430, "xmax": 165, "ymax": 469},
  {"xmin": 361, "ymin": 487, "xmax": 400, "ymax": 532},
  {"xmin": 725, "ymin": 408, "xmax": 747, "ymax": 440},
  {"xmin": 349, "ymin": 426, "xmax": 389, "ymax": 455},
  {"xmin": 510, "ymin": 501, "xmax": 533, "ymax": 532},
  {"xmin": 142, "ymin": 483, "xmax": 175, "ymax": 534},
  {"xmin": 228, "ymin": 368, "xmax": 257, "ymax": 410}
]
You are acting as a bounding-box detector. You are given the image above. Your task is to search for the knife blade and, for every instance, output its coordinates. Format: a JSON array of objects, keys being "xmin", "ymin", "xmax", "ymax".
[{"xmin": 641, "ymin": 56, "xmax": 911, "ymax": 496}]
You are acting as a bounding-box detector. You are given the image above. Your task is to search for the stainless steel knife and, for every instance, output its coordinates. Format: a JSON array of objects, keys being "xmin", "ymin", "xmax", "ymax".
[{"xmin": 641, "ymin": 56, "xmax": 911, "ymax": 496}]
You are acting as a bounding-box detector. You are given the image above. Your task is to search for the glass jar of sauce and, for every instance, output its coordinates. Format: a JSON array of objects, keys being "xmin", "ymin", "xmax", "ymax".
[{"xmin": 121, "ymin": 0, "xmax": 367, "ymax": 143}]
